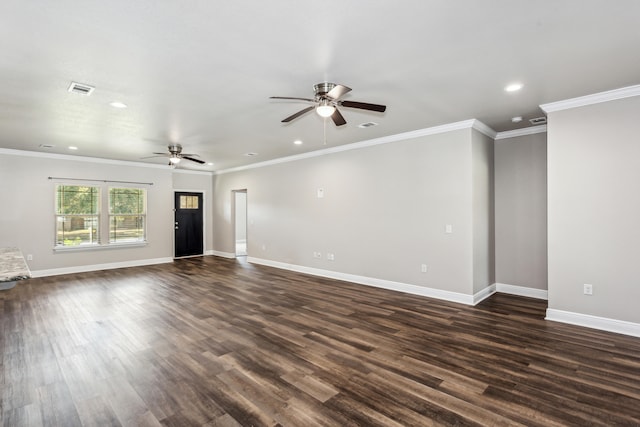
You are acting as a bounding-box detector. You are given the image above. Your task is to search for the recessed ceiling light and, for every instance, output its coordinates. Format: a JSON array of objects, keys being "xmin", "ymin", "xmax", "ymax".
[
  {"xmin": 244, "ymin": 152, "xmax": 258, "ymax": 156},
  {"xmin": 505, "ymin": 83, "xmax": 523, "ymax": 92},
  {"xmin": 511, "ymin": 116, "xmax": 523, "ymax": 123},
  {"xmin": 293, "ymin": 140, "xmax": 303, "ymax": 145},
  {"xmin": 68, "ymin": 146, "xmax": 78, "ymax": 150},
  {"xmin": 358, "ymin": 122, "xmax": 378, "ymax": 128},
  {"xmin": 109, "ymin": 101, "xmax": 127, "ymax": 109},
  {"xmin": 207, "ymin": 162, "xmax": 214, "ymax": 166},
  {"xmin": 39, "ymin": 144, "xmax": 55, "ymax": 148}
]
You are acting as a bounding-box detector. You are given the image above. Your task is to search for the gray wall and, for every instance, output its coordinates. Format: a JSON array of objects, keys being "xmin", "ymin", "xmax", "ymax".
[
  {"xmin": 213, "ymin": 127, "xmax": 494, "ymax": 297},
  {"xmin": 494, "ymin": 132, "xmax": 547, "ymax": 290},
  {"xmin": 472, "ymin": 130, "xmax": 495, "ymax": 293},
  {"xmin": 547, "ymin": 95, "xmax": 640, "ymax": 323},
  {"xmin": 0, "ymin": 152, "xmax": 208, "ymax": 273}
]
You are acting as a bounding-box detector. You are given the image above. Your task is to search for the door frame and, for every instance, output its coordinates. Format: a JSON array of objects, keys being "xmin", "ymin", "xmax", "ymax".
[
  {"xmin": 232, "ymin": 189, "xmax": 248, "ymax": 257},
  {"xmin": 173, "ymin": 189, "xmax": 206, "ymax": 258}
]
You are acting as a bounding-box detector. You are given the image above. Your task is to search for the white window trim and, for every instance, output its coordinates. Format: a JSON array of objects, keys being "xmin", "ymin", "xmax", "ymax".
[{"xmin": 53, "ymin": 182, "xmax": 148, "ymax": 251}]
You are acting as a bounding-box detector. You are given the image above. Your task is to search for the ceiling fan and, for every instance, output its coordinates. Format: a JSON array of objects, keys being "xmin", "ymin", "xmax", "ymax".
[
  {"xmin": 143, "ymin": 143, "xmax": 205, "ymax": 166},
  {"xmin": 270, "ymin": 82, "xmax": 386, "ymax": 126}
]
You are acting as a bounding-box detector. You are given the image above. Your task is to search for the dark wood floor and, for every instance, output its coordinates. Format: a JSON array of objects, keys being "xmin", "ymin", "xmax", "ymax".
[{"xmin": 2, "ymin": 256, "xmax": 640, "ymax": 426}]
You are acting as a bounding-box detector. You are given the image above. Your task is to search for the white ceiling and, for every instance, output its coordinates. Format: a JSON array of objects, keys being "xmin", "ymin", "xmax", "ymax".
[{"xmin": 1, "ymin": 1, "xmax": 639, "ymax": 171}]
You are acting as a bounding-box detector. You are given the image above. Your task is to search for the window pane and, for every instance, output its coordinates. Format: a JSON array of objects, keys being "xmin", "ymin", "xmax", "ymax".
[
  {"xmin": 56, "ymin": 215, "xmax": 100, "ymax": 246},
  {"xmin": 180, "ymin": 195, "xmax": 198, "ymax": 209},
  {"xmin": 109, "ymin": 188, "xmax": 145, "ymax": 214},
  {"xmin": 56, "ymin": 185, "xmax": 99, "ymax": 215},
  {"xmin": 110, "ymin": 215, "xmax": 145, "ymax": 243}
]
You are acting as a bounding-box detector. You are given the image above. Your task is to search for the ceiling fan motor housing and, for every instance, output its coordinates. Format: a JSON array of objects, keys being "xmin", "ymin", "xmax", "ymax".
[
  {"xmin": 168, "ymin": 143, "xmax": 182, "ymax": 154},
  {"xmin": 314, "ymin": 82, "xmax": 336, "ymax": 98}
]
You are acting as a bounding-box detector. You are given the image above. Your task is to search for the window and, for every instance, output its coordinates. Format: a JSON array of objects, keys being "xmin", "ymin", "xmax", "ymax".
[
  {"xmin": 109, "ymin": 188, "xmax": 146, "ymax": 243},
  {"xmin": 55, "ymin": 185, "xmax": 100, "ymax": 246},
  {"xmin": 54, "ymin": 183, "xmax": 147, "ymax": 249},
  {"xmin": 179, "ymin": 195, "xmax": 199, "ymax": 209}
]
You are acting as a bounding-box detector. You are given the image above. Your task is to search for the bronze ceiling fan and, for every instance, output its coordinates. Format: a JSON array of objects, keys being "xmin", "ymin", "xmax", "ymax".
[{"xmin": 270, "ymin": 82, "xmax": 386, "ymax": 126}]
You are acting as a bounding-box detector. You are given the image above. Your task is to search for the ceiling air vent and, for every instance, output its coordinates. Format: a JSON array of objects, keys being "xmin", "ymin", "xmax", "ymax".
[
  {"xmin": 358, "ymin": 122, "xmax": 378, "ymax": 128},
  {"xmin": 529, "ymin": 116, "xmax": 547, "ymax": 125},
  {"xmin": 68, "ymin": 81, "xmax": 95, "ymax": 96}
]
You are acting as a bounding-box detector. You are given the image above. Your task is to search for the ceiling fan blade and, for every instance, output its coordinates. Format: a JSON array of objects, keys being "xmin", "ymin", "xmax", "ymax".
[
  {"xmin": 331, "ymin": 108, "xmax": 347, "ymax": 126},
  {"xmin": 140, "ymin": 154, "xmax": 168, "ymax": 159},
  {"xmin": 180, "ymin": 153, "xmax": 199, "ymax": 157},
  {"xmin": 182, "ymin": 156, "xmax": 206, "ymax": 164},
  {"xmin": 282, "ymin": 105, "xmax": 315, "ymax": 123},
  {"xmin": 326, "ymin": 84, "xmax": 352, "ymax": 100},
  {"xmin": 270, "ymin": 96, "xmax": 315, "ymax": 102},
  {"xmin": 340, "ymin": 100, "xmax": 387, "ymax": 112}
]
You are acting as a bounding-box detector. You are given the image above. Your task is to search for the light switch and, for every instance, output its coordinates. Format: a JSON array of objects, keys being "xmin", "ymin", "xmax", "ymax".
[
  {"xmin": 445, "ymin": 224, "xmax": 453, "ymax": 234},
  {"xmin": 317, "ymin": 188, "xmax": 324, "ymax": 198}
]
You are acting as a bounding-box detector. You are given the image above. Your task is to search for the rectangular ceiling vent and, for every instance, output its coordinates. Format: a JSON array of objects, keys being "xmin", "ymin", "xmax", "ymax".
[
  {"xmin": 529, "ymin": 116, "xmax": 547, "ymax": 125},
  {"xmin": 358, "ymin": 122, "xmax": 379, "ymax": 128},
  {"xmin": 68, "ymin": 82, "xmax": 95, "ymax": 96}
]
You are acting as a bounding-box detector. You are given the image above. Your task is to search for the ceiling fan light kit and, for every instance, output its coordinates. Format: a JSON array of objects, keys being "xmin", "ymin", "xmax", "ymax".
[
  {"xmin": 316, "ymin": 99, "xmax": 336, "ymax": 118},
  {"xmin": 270, "ymin": 82, "xmax": 386, "ymax": 127}
]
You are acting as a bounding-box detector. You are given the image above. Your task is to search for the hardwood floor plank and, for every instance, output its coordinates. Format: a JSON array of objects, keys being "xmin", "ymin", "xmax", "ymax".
[{"xmin": 3, "ymin": 256, "xmax": 640, "ymax": 426}]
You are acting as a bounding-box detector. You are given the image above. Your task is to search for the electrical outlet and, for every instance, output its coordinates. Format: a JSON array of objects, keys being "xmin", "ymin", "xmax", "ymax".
[
  {"xmin": 313, "ymin": 251, "xmax": 322, "ymax": 259},
  {"xmin": 583, "ymin": 284, "xmax": 593, "ymax": 295},
  {"xmin": 327, "ymin": 253, "xmax": 335, "ymax": 261},
  {"xmin": 445, "ymin": 224, "xmax": 453, "ymax": 234},
  {"xmin": 421, "ymin": 264, "xmax": 427, "ymax": 273},
  {"xmin": 27, "ymin": 254, "xmax": 33, "ymax": 261}
]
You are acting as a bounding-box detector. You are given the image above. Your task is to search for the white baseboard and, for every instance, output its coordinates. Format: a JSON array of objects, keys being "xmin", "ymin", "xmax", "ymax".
[
  {"xmin": 204, "ymin": 250, "xmax": 215, "ymax": 256},
  {"xmin": 210, "ymin": 250, "xmax": 236, "ymax": 259},
  {"xmin": 247, "ymin": 257, "xmax": 476, "ymax": 305},
  {"xmin": 473, "ymin": 284, "xmax": 496, "ymax": 305},
  {"xmin": 546, "ymin": 309, "xmax": 640, "ymax": 338},
  {"xmin": 495, "ymin": 283, "xmax": 548, "ymax": 300},
  {"xmin": 31, "ymin": 257, "xmax": 173, "ymax": 278}
]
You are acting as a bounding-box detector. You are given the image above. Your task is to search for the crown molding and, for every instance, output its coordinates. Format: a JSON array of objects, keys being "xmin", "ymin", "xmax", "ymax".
[
  {"xmin": 2, "ymin": 118, "xmax": 499, "ymax": 177},
  {"xmin": 0, "ymin": 148, "xmax": 214, "ymax": 174},
  {"xmin": 540, "ymin": 84, "xmax": 640, "ymax": 113},
  {"xmin": 215, "ymin": 119, "xmax": 495, "ymax": 175},
  {"xmin": 495, "ymin": 125, "xmax": 547, "ymax": 140},
  {"xmin": 0, "ymin": 148, "xmax": 166, "ymax": 169},
  {"xmin": 171, "ymin": 168, "xmax": 213, "ymax": 176},
  {"xmin": 471, "ymin": 119, "xmax": 497, "ymax": 139}
]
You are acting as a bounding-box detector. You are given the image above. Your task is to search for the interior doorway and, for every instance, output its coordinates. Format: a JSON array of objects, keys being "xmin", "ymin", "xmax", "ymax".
[{"xmin": 234, "ymin": 190, "xmax": 247, "ymax": 257}]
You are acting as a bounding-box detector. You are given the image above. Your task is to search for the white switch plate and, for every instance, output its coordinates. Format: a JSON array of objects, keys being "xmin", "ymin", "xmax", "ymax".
[
  {"xmin": 583, "ymin": 284, "xmax": 593, "ymax": 295},
  {"xmin": 445, "ymin": 224, "xmax": 453, "ymax": 234},
  {"xmin": 421, "ymin": 264, "xmax": 427, "ymax": 273},
  {"xmin": 313, "ymin": 251, "xmax": 322, "ymax": 258},
  {"xmin": 27, "ymin": 254, "xmax": 33, "ymax": 261},
  {"xmin": 327, "ymin": 253, "xmax": 335, "ymax": 261},
  {"xmin": 317, "ymin": 188, "xmax": 324, "ymax": 198}
]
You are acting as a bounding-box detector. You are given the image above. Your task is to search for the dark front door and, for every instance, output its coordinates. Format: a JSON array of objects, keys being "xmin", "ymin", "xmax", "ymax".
[{"xmin": 174, "ymin": 192, "xmax": 203, "ymax": 257}]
